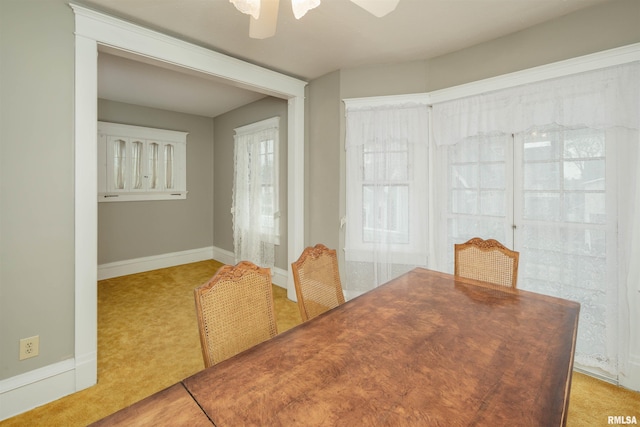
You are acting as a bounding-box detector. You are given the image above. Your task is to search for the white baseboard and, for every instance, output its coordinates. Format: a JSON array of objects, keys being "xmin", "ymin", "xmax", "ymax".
[
  {"xmin": 210, "ymin": 246, "xmax": 235, "ymax": 265},
  {"xmin": 99, "ymin": 245, "xmax": 290, "ymax": 290},
  {"xmin": 98, "ymin": 246, "xmax": 215, "ymax": 280},
  {"xmin": 0, "ymin": 359, "xmax": 76, "ymax": 421},
  {"xmin": 99, "ymin": 244, "xmax": 291, "ymax": 289},
  {"xmin": 272, "ymin": 266, "xmax": 288, "ymax": 289}
]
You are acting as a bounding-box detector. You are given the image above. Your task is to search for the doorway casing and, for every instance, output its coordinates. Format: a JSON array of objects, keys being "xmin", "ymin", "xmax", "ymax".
[{"xmin": 72, "ymin": 4, "xmax": 306, "ymax": 391}]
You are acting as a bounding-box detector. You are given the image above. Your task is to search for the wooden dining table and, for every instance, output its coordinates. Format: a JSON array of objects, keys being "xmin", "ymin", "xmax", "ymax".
[
  {"xmin": 92, "ymin": 267, "xmax": 580, "ymax": 426},
  {"xmin": 89, "ymin": 383, "xmax": 212, "ymax": 426}
]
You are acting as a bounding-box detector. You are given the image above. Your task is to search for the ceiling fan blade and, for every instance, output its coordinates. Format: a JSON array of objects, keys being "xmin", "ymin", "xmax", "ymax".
[
  {"xmin": 350, "ymin": 0, "xmax": 399, "ymax": 18},
  {"xmin": 250, "ymin": 0, "xmax": 280, "ymax": 39}
]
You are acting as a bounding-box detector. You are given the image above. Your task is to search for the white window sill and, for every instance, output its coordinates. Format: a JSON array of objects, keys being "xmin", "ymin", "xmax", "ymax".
[{"xmin": 98, "ymin": 191, "xmax": 187, "ymax": 202}]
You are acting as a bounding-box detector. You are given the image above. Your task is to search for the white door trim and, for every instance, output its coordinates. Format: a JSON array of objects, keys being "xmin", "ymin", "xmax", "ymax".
[{"xmin": 72, "ymin": 3, "xmax": 306, "ymax": 392}]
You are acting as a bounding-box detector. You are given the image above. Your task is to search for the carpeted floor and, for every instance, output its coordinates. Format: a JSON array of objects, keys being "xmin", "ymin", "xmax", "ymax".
[{"xmin": 1, "ymin": 260, "xmax": 638, "ymax": 426}]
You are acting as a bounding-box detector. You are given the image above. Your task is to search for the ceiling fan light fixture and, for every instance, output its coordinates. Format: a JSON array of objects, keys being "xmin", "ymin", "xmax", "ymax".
[
  {"xmin": 291, "ymin": 0, "xmax": 321, "ymax": 19},
  {"xmin": 230, "ymin": 0, "xmax": 261, "ymax": 19},
  {"xmin": 250, "ymin": 0, "xmax": 280, "ymax": 39}
]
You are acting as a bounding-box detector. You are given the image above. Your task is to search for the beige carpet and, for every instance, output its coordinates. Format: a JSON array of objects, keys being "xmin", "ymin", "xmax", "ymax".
[{"xmin": 1, "ymin": 260, "xmax": 638, "ymax": 426}]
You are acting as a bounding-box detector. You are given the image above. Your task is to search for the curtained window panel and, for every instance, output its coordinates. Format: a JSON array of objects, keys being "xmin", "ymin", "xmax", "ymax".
[
  {"xmin": 232, "ymin": 117, "xmax": 280, "ymax": 269},
  {"xmin": 344, "ymin": 103, "xmax": 429, "ymax": 298},
  {"xmin": 430, "ymin": 61, "xmax": 640, "ymax": 380},
  {"xmin": 344, "ymin": 61, "xmax": 639, "ymax": 382}
]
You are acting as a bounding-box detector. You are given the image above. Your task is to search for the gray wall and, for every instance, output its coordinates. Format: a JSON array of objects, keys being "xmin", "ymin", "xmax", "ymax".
[
  {"xmin": 1, "ymin": 0, "xmax": 638, "ymax": 391},
  {"xmin": 423, "ymin": 0, "xmax": 640, "ymax": 91},
  {"xmin": 97, "ymin": 99, "xmax": 214, "ymax": 264},
  {"xmin": 1, "ymin": 0, "xmax": 76, "ymax": 378},
  {"xmin": 306, "ymin": 71, "xmax": 342, "ymax": 250},
  {"xmin": 213, "ymin": 97, "xmax": 289, "ymax": 270}
]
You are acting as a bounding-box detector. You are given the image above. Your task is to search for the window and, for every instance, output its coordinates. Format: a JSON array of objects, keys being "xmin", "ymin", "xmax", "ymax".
[
  {"xmin": 347, "ymin": 59, "xmax": 640, "ymax": 385},
  {"xmin": 516, "ymin": 127, "xmax": 614, "ymax": 371},
  {"xmin": 447, "ymin": 134, "xmax": 513, "ymax": 253},
  {"xmin": 520, "ymin": 127, "xmax": 606, "ymax": 227},
  {"xmin": 98, "ymin": 122, "xmax": 188, "ymax": 201},
  {"xmin": 232, "ymin": 117, "xmax": 280, "ymax": 268},
  {"xmin": 431, "ymin": 60, "xmax": 640, "ymax": 380},
  {"xmin": 344, "ymin": 102, "xmax": 429, "ymax": 296},
  {"xmin": 440, "ymin": 125, "xmax": 616, "ymax": 374},
  {"xmin": 257, "ymin": 137, "xmax": 279, "ymax": 240},
  {"xmin": 362, "ymin": 141, "xmax": 411, "ymax": 244}
]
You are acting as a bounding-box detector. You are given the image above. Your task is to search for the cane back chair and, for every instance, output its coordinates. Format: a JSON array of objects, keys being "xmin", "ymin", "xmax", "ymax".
[
  {"xmin": 194, "ymin": 261, "xmax": 278, "ymax": 368},
  {"xmin": 454, "ymin": 237, "xmax": 520, "ymax": 289},
  {"xmin": 291, "ymin": 244, "xmax": 346, "ymax": 322}
]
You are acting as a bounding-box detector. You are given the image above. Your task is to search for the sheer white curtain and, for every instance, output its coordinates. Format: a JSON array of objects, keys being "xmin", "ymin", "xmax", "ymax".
[
  {"xmin": 431, "ymin": 64, "xmax": 639, "ymax": 146},
  {"xmin": 232, "ymin": 118, "xmax": 280, "ymax": 268},
  {"xmin": 344, "ymin": 103, "xmax": 429, "ymax": 298},
  {"xmin": 430, "ymin": 62, "xmax": 640, "ymax": 380}
]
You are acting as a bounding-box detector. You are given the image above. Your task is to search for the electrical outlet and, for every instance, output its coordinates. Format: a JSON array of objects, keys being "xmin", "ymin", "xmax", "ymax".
[{"xmin": 19, "ymin": 336, "xmax": 39, "ymax": 360}]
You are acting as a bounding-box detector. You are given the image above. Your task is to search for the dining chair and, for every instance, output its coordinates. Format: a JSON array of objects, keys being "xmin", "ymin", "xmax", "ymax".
[
  {"xmin": 454, "ymin": 237, "xmax": 520, "ymax": 288},
  {"xmin": 291, "ymin": 244, "xmax": 346, "ymax": 322},
  {"xmin": 194, "ymin": 260, "xmax": 278, "ymax": 368}
]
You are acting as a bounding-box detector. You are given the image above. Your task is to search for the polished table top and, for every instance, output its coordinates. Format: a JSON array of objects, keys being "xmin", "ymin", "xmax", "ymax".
[
  {"xmin": 183, "ymin": 267, "xmax": 580, "ymax": 426},
  {"xmin": 90, "ymin": 383, "xmax": 212, "ymax": 426}
]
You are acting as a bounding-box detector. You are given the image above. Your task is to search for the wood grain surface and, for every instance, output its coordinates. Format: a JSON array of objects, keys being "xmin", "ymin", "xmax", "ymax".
[
  {"xmin": 183, "ymin": 268, "xmax": 579, "ymax": 427},
  {"xmin": 89, "ymin": 383, "xmax": 212, "ymax": 426}
]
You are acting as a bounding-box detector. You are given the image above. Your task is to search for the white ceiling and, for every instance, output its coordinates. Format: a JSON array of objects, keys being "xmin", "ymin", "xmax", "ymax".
[{"xmin": 87, "ymin": 0, "xmax": 612, "ymax": 118}]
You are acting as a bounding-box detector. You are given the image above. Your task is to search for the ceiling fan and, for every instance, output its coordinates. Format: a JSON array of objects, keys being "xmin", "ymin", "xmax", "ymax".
[{"xmin": 229, "ymin": 0, "xmax": 400, "ymax": 39}]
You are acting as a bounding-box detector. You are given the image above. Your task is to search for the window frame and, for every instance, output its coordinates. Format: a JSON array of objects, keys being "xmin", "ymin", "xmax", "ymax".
[{"xmin": 98, "ymin": 121, "xmax": 188, "ymax": 202}]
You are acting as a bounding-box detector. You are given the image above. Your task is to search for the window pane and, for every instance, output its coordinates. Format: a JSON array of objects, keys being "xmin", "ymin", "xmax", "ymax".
[
  {"xmin": 363, "ymin": 142, "xmax": 408, "ymax": 181},
  {"xmin": 523, "ymin": 134, "xmax": 561, "ymax": 162},
  {"xmin": 450, "ymin": 189, "xmax": 478, "ymax": 215},
  {"xmin": 362, "ymin": 185, "xmax": 409, "ymax": 244},
  {"xmin": 451, "ymin": 164, "xmax": 478, "ymax": 189},
  {"xmin": 165, "ymin": 144, "xmax": 174, "ymax": 189},
  {"xmin": 260, "ymin": 141, "xmax": 274, "ymax": 184},
  {"xmin": 148, "ymin": 142, "xmax": 159, "ymax": 189},
  {"xmin": 523, "ymin": 192, "xmax": 561, "ymax": 221},
  {"xmin": 131, "ymin": 141, "xmax": 143, "ymax": 189},
  {"xmin": 260, "ymin": 185, "xmax": 274, "ymax": 229},
  {"xmin": 480, "ymin": 190, "xmax": 505, "ymax": 216},
  {"xmin": 114, "ymin": 139, "xmax": 126, "ymax": 190},
  {"xmin": 480, "ymin": 163, "xmax": 505, "ymax": 189},
  {"xmin": 523, "ymin": 127, "xmax": 606, "ymax": 224},
  {"xmin": 564, "ymin": 159, "xmax": 605, "ymax": 190},
  {"xmin": 258, "ymin": 139, "xmax": 276, "ymax": 232},
  {"xmin": 564, "ymin": 129, "xmax": 605, "ymax": 158},
  {"xmin": 520, "ymin": 224, "xmax": 607, "ymax": 291},
  {"xmin": 524, "ymin": 162, "xmax": 560, "ymax": 190},
  {"xmin": 565, "ymin": 192, "xmax": 606, "ymax": 224}
]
